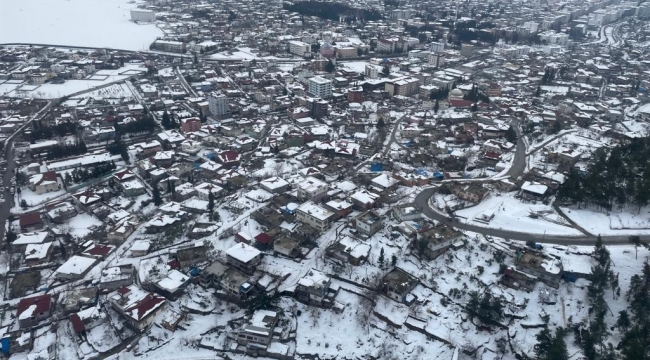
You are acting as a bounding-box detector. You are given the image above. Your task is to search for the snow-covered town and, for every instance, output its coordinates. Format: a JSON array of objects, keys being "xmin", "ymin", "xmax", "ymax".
[{"xmin": 1, "ymin": 0, "xmax": 650, "ymax": 359}]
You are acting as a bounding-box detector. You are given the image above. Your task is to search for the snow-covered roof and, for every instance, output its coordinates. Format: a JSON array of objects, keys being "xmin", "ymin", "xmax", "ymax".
[
  {"xmin": 226, "ymin": 243, "xmax": 261, "ymax": 263},
  {"xmin": 156, "ymin": 270, "xmax": 190, "ymax": 293},
  {"xmin": 13, "ymin": 231, "xmax": 49, "ymax": 245},
  {"xmin": 56, "ymin": 255, "xmax": 95, "ymax": 276},
  {"xmin": 521, "ymin": 181, "xmax": 548, "ymax": 195}
]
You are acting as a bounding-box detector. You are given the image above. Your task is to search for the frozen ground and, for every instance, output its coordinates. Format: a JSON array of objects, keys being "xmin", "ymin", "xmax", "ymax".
[
  {"xmin": 561, "ymin": 205, "xmax": 650, "ymax": 235},
  {"xmin": 70, "ymin": 82, "xmax": 134, "ymax": 100},
  {"xmin": 1, "ymin": 64, "xmax": 146, "ymax": 99},
  {"xmin": 455, "ymin": 193, "xmax": 583, "ymax": 236},
  {"xmin": 0, "ymin": 0, "xmax": 162, "ymax": 50}
]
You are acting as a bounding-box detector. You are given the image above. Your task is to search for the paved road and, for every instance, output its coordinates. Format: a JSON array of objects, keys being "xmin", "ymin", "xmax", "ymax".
[
  {"xmin": 382, "ymin": 113, "xmax": 408, "ymax": 157},
  {"xmin": 0, "ymin": 101, "xmax": 54, "ymax": 245},
  {"xmin": 414, "ymin": 187, "xmax": 650, "ymax": 246},
  {"xmin": 505, "ymin": 118, "xmax": 526, "ymax": 180}
]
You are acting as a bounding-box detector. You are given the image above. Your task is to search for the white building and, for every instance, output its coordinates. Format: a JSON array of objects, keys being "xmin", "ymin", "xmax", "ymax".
[
  {"xmin": 430, "ymin": 42, "xmax": 445, "ymax": 53},
  {"xmin": 288, "ymin": 41, "xmax": 311, "ymax": 57},
  {"xmin": 308, "ymin": 76, "xmax": 333, "ymax": 98},
  {"xmin": 296, "ymin": 201, "xmax": 335, "ymax": 232},
  {"xmin": 297, "ymin": 176, "xmax": 328, "ymax": 201},
  {"xmin": 130, "ymin": 9, "xmax": 155, "ymax": 22},
  {"xmin": 208, "ymin": 92, "xmax": 229, "ymax": 116},
  {"xmin": 365, "ymin": 64, "xmax": 382, "ymax": 79}
]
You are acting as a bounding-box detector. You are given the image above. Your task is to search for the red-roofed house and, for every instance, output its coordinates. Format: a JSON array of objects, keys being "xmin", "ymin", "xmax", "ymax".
[
  {"xmin": 17, "ymin": 294, "xmax": 52, "ymax": 328},
  {"xmin": 73, "ymin": 190, "xmax": 102, "ymax": 209},
  {"xmin": 113, "ymin": 169, "xmax": 136, "ymax": 183},
  {"xmin": 254, "ymin": 233, "xmax": 273, "ymax": 248},
  {"xmin": 28, "ymin": 171, "xmax": 59, "ymax": 194},
  {"xmin": 70, "ymin": 313, "xmax": 86, "ymax": 334},
  {"xmin": 217, "ymin": 150, "xmax": 241, "ymax": 167},
  {"xmin": 20, "ymin": 212, "xmax": 43, "ymax": 232},
  {"xmin": 82, "ymin": 244, "xmax": 115, "ymax": 259},
  {"xmin": 109, "ymin": 286, "xmax": 167, "ymax": 332}
]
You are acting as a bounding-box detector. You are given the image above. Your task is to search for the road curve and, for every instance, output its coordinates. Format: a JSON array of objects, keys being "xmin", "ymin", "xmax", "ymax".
[{"xmin": 414, "ymin": 187, "xmax": 650, "ymax": 246}]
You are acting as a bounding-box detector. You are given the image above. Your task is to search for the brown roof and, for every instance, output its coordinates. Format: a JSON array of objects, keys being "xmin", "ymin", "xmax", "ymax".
[
  {"xmin": 17, "ymin": 294, "xmax": 51, "ymax": 320},
  {"xmin": 20, "ymin": 212, "xmax": 42, "ymax": 227},
  {"xmin": 70, "ymin": 314, "xmax": 85, "ymax": 333}
]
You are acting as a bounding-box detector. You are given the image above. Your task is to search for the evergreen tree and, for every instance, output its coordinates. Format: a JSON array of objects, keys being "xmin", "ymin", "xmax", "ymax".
[
  {"xmin": 535, "ymin": 84, "xmax": 542, "ymax": 97},
  {"xmin": 505, "ymin": 126, "xmax": 517, "ymax": 143},
  {"xmin": 616, "ymin": 310, "xmax": 631, "ymax": 331},
  {"xmin": 162, "ymin": 111, "xmax": 171, "ymax": 129},
  {"xmin": 381, "ymin": 65, "xmax": 390, "ymax": 77},
  {"xmin": 153, "ymin": 185, "xmax": 162, "ymax": 206},
  {"xmin": 5, "ymin": 229, "xmax": 16, "ymax": 245},
  {"xmin": 208, "ymin": 191, "xmax": 215, "ymax": 221},
  {"xmin": 391, "ymin": 253, "xmax": 397, "ymax": 267},
  {"xmin": 378, "ymin": 247, "xmax": 385, "ymax": 268},
  {"xmin": 434, "ymin": 99, "xmax": 439, "ymax": 114},
  {"xmin": 325, "ymin": 60, "xmax": 335, "ymax": 73}
]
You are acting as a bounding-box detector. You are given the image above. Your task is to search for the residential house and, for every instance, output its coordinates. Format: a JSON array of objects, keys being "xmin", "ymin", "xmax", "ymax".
[
  {"xmin": 108, "ymin": 285, "xmax": 167, "ymax": 332},
  {"xmin": 296, "ymin": 269, "xmax": 335, "ymax": 306},
  {"xmin": 154, "ymin": 270, "xmax": 191, "ymax": 300},
  {"xmin": 296, "ymin": 176, "xmax": 328, "ymax": 202},
  {"xmin": 296, "ymin": 201, "xmax": 335, "ymax": 232},
  {"xmin": 17, "ymin": 294, "xmax": 52, "ymax": 329},
  {"xmin": 350, "ymin": 190, "xmax": 380, "ymax": 210},
  {"xmin": 225, "ymin": 243, "xmax": 261, "ymax": 275},
  {"xmin": 99, "ymin": 265, "xmax": 134, "ymax": 293},
  {"xmin": 415, "ymin": 225, "xmax": 464, "ymax": 260},
  {"xmin": 176, "ymin": 243, "xmax": 207, "ymax": 268},
  {"xmin": 448, "ymin": 183, "xmax": 489, "ymax": 203},
  {"xmin": 393, "ymin": 204, "xmax": 422, "ymax": 222},
  {"xmin": 235, "ymin": 310, "xmax": 278, "ymax": 347},
  {"xmin": 354, "ymin": 210, "xmax": 383, "ymax": 236},
  {"xmin": 326, "ymin": 236, "xmax": 370, "ymax": 265},
  {"xmin": 516, "ymin": 252, "xmax": 562, "ymax": 288},
  {"xmin": 28, "ymin": 171, "xmax": 59, "ymax": 194},
  {"xmin": 259, "ymin": 177, "xmax": 290, "ymax": 194},
  {"xmin": 382, "ymin": 268, "xmax": 418, "ymax": 303},
  {"xmin": 20, "ymin": 212, "xmax": 43, "ymax": 232}
]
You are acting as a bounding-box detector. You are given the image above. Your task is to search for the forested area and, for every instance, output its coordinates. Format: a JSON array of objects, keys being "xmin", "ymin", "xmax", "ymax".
[
  {"xmin": 557, "ymin": 138, "xmax": 650, "ymax": 211},
  {"xmin": 530, "ymin": 238, "xmax": 650, "ymax": 360}
]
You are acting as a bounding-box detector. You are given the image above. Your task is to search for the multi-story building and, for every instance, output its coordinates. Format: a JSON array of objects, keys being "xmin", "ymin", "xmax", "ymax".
[
  {"xmin": 208, "ymin": 92, "xmax": 229, "ymax": 117},
  {"xmin": 365, "ymin": 64, "xmax": 382, "ymax": 79},
  {"xmin": 130, "ymin": 9, "xmax": 155, "ymax": 22},
  {"xmin": 308, "ymin": 76, "xmax": 333, "ymax": 98},
  {"xmin": 296, "ymin": 201, "xmax": 335, "ymax": 232},
  {"xmin": 288, "ymin": 40, "xmax": 310, "ymax": 57},
  {"xmin": 297, "ymin": 176, "xmax": 328, "ymax": 201},
  {"xmin": 428, "ymin": 52, "xmax": 445, "ymax": 68},
  {"xmin": 151, "ymin": 40, "xmax": 185, "ymax": 53},
  {"xmin": 430, "ymin": 42, "xmax": 445, "ymax": 53}
]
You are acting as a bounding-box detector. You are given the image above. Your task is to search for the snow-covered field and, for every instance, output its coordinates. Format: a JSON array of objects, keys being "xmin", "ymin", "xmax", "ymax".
[
  {"xmin": 0, "ymin": 0, "xmax": 162, "ymax": 50},
  {"xmin": 0, "ymin": 63, "xmax": 146, "ymax": 99},
  {"xmin": 71, "ymin": 82, "xmax": 134, "ymax": 100},
  {"xmin": 561, "ymin": 206, "xmax": 650, "ymax": 235},
  {"xmin": 456, "ymin": 193, "xmax": 583, "ymax": 236}
]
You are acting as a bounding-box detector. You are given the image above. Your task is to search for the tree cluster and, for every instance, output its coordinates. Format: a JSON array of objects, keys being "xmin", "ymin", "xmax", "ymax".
[
  {"xmin": 541, "ymin": 68, "xmax": 557, "ymax": 85},
  {"xmin": 63, "ymin": 162, "xmax": 116, "ymax": 185},
  {"xmin": 558, "ymin": 138, "xmax": 650, "ymax": 211},
  {"xmin": 161, "ymin": 111, "xmax": 179, "ymax": 130},
  {"xmin": 466, "ymin": 290, "xmax": 504, "ymax": 326},
  {"xmin": 30, "ymin": 120, "xmax": 78, "ymax": 141},
  {"xmin": 46, "ymin": 140, "xmax": 87, "ymax": 160},
  {"xmin": 116, "ymin": 115, "xmax": 156, "ymax": 135}
]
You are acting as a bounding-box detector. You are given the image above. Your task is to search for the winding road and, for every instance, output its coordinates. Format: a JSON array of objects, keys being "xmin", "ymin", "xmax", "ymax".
[{"xmin": 414, "ymin": 187, "xmax": 650, "ymax": 246}]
